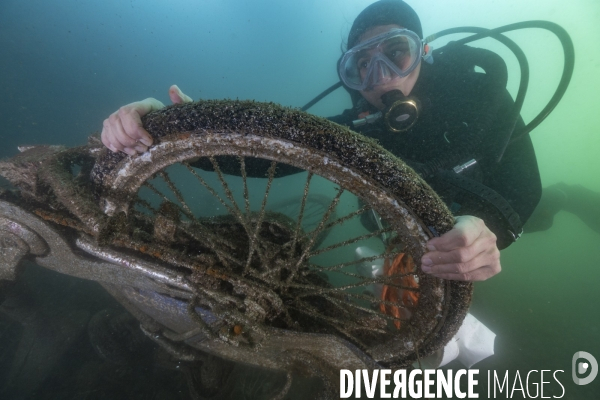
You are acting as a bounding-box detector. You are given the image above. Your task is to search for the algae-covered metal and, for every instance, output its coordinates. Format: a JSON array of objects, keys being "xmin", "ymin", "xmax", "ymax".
[{"xmin": 0, "ymin": 100, "xmax": 471, "ymax": 397}]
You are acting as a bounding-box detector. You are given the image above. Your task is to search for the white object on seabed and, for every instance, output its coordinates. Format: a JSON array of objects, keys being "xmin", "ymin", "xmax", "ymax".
[{"xmin": 418, "ymin": 313, "xmax": 496, "ymax": 369}]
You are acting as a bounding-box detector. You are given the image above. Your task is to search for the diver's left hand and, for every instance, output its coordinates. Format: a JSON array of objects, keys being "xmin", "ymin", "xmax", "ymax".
[{"xmin": 420, "ymin": 216, "xmax": 500, "ymax": 281}]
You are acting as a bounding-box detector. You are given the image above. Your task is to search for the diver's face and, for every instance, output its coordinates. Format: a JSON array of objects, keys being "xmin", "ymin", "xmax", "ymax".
[{"xmin": 357, "ymin": 24, "xmax": 421, "ymax": 110}]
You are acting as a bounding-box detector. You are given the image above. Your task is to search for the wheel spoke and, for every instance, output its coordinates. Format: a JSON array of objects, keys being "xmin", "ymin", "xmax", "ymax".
[
  {"xmin": 157, "ymin": 170, "xmax": 196, "ymax": 220},
  {"xmin": 207, "ymin": 156, "xmax": 270, "ymax": 270},
  {"xmin": 287, "ymin": 300, "xmax": 372, "ymax": 349},
  {"xmin": 183, "ymin": 161, "xmax": 236, "ymax": 215},
  {"xmin": 318, "ymin": 204, "xmax": 371, "ymax": 232},
  {"xmin": 142, "ymin": 180, "xmax": 195, "ymax": 220},
  {"xmin": 286, "ymin": 188, "xmax": 344, "ymax": 283},
  {"xmin": 244, "ymin": 160, "xmax": 278, "ymax": 274},
  {"xmin": 307, "ymin": 253, "xmax": 390, "ymax": 273},
  {"xmin": 289, "ymin": 276, "xmax": 419, "ymax": 297},
  {"xmin": 239, "ymin": 156, "xmax": 251, "ymax": 216},
  {"xmin": 134, "ymin": 198, "xmax": 159, "ymax": 214},
  {"xmin": 307, "ymin": 227, "xmax": 395, "ymax": 258},
  {"xmin": 288, "ymin": 172, "xmax": 313, "ymax": 258}
]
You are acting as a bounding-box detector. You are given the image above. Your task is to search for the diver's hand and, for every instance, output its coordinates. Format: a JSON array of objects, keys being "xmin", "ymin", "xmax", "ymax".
[
  {"xmin": 420, "ymin": 215, "xmax": 500, "ymax": 281},
  {"xmin": 101, "ymin": 85, "xmax": 192, "ymax": 155},
  {"xmin": 168, "ymin": 84, "xmax": 193, "ymax": 104}
]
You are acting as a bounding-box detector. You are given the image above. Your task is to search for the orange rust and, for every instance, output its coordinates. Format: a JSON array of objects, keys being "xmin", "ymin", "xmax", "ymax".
[
  {"xmin": 34, "ymin": 209, "xmax": 92, "ymax": 234},
  {"xmin": 380, "ymin": 252, "xmax": 419, "ymax": 330},
  {"xmin": 206, "ymin": 267, "xmax": 228, "ymax": 280},
  {"xmin": 176, "ymin": 133, "xmax": 192, "ymax": 140}
]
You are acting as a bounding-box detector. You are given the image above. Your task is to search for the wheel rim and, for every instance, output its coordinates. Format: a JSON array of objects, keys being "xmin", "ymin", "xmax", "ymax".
[{"xmin": 91, "ymin": 101, "xmax": 471, "ymax": 367}]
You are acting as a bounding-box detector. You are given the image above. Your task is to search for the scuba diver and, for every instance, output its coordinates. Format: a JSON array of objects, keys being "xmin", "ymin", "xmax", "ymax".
[
  {"xmin": 102, "ymin": 0, "xmax": 535, "ymax": 282},
  {"xmin": 98, "ymin": 0, "xmax": 595, "ymax": 287}
]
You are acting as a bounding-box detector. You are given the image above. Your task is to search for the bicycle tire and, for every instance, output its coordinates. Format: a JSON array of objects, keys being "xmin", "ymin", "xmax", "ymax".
[{"xmin": 90, "ymin": 99, "xmax": 472, "ymax": 368}]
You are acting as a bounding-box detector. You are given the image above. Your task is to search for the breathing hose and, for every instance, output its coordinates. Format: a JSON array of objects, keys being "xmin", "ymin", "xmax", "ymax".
[{"xmin": 301, "ymin": 21, "xmax": 575, "ymax": 164}]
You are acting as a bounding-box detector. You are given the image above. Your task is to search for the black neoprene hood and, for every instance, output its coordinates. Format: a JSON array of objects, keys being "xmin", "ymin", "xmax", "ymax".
[{"xmin": 347, "ymin": 0, "xmax": 423, "ymax": 49}]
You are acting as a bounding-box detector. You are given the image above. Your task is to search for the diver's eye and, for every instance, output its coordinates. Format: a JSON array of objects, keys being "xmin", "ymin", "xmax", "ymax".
[
  {"xmin": 357, "ymin": 58, "xmax": 370, "ymax": 71},
  {"xmin": 390, "ymin": 50, "xmax": 405, "ymax": 59},
  {"xmin": 384, "ymin": 39, "xmax": 410, "ymax": 65},
  {"xmin": 387, "ymin": 46, "xmax": 411, "ymax": 70},
  {"xmin": 387, "ymin": 44, "xmax": 408, "ymax": 59}
]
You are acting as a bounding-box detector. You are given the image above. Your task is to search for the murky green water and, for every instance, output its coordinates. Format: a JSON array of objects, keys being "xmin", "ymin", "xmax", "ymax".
[{"xmin": 1, "ymin": 0, "xmax": 599, "ymax": 398}]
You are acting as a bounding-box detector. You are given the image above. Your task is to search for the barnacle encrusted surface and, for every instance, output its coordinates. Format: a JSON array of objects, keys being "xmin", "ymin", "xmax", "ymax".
[{"xmin": 91, "ymin": 99, "xmax": 455, "ymax": 235}]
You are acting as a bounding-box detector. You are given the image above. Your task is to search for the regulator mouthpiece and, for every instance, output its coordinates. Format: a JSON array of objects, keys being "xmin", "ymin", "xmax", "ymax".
[{"xmin": 381, "ymin": 90, "xmax": 420, "ymax": 132}]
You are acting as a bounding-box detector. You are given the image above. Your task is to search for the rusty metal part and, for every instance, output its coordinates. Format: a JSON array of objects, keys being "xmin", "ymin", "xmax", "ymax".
[
  {"xmin": 100, "ymin": 282, "xmax": 382, "ymax": 384},
  {"xmin": 0, "ymin": 200, "xmax": 190, "ymax": 299},
  {"xmin": 0, "ymin": 175, "xmax": 400, "ymax": 383},
  {"xmin": 37, "ymin": 147, "xmax": 106, "ymax": 235},
  {"xmin": 0, "ymin": 99, "xmax": 472, "ymax": 390},
  {"xmin": 0, "ymin": 144, "xmax": 105, "ymax": 235}
]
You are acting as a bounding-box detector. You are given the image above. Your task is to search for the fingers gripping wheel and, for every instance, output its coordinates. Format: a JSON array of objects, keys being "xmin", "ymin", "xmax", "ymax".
[{"xmin": 90, "ymin": 100, "xmax": 472, "ymax": 368}]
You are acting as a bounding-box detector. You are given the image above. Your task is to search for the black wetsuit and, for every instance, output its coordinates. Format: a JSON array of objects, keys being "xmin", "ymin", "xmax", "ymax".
[{"xmin": 329, "ymin": 45, "xmax": 542, "ymax": 249}]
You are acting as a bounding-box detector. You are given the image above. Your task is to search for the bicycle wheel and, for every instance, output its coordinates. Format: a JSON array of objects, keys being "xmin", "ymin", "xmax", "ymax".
[{"xmin": 90, "ymin": 99, "xmax": 471, "ymax": 368}]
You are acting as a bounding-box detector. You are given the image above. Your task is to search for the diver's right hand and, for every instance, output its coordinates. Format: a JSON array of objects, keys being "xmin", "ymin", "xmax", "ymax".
[{"xmin": 101, "ymin": 85, "xmax": 193, "ymax": 155}]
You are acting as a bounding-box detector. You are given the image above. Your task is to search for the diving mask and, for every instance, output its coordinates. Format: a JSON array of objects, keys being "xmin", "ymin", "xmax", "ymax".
[{"xmin": 339, "ymin": 28, "xmax": 427, "ymax": 91}]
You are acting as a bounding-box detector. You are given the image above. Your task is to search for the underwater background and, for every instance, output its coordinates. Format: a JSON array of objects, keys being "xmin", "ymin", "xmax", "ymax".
[{"xmin": 0, "ymin": 0, "xmax": 599, "ymax": 398}]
